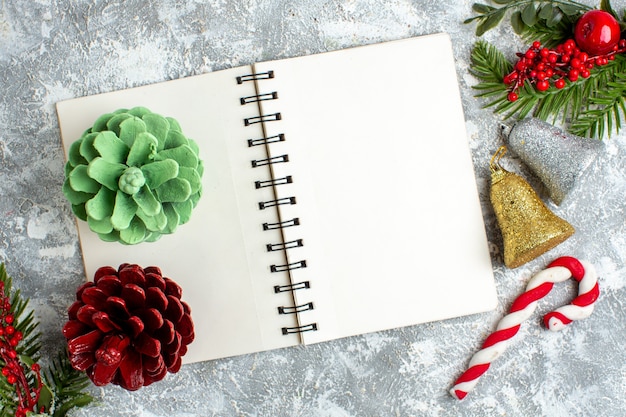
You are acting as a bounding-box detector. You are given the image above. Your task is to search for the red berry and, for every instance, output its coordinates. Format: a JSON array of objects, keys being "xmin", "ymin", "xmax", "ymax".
[
  {"xmin": 507, "ymin": 92, "xmax": 519, "ymax": 102},
  {"xmin": 536, "ymin": 80, "xmax": 550, "ymax": 91},
  {"xmin": 574, "ymin": 10, "xmax": 621, "ymax": 55},
  {"xmin": 568, "ymin": 69, "xmax": 580, "ymax": 81},
  {"xmin": 532, "ymin": 41, "xmax": 541, "ymax": 49},
  {"xmin": 503, "ymin": 72, "xmax": 517, "ymax": 84}
]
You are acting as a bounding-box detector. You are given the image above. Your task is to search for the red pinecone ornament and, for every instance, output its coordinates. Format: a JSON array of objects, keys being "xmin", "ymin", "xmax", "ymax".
[{"xmin": 63, "ymin": 264, "xmax": 195, "ymax": 391}]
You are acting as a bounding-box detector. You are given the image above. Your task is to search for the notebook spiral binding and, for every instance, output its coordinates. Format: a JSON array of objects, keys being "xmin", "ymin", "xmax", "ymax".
[{"xmin": 239, "ymin": 70, "xmax": 318, "ymax": 336}]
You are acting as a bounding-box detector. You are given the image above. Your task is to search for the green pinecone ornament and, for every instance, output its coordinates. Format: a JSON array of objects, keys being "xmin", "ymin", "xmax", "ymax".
[{"xmin": 63, "ymin": 107, "xmax": 203, "ymax": 244}]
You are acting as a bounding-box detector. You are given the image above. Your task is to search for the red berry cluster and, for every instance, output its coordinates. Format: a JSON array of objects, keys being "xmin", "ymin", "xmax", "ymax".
[
  {"xmin": 504, "ymin": 39, "xmax": 626, "ymax": 101},
  {"xmin": 0, "ymin": 282, "xmax": 43, "ymax": 417}
]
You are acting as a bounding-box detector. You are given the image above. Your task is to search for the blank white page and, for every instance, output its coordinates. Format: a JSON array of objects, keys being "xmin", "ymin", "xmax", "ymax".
[{"xmin": 253, "ymin": 33, "xmax": 497, "ymax": 344}]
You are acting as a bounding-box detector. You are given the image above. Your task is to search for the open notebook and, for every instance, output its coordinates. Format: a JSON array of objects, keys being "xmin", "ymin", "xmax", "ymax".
[{"xmin": 56, "ymin": 33, "xmax": 497, "ymax": 364}]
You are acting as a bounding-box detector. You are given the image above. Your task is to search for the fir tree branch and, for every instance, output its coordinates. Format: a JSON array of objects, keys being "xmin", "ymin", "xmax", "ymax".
[
  {"xmin": 2, "ymin": 267, "xmax": 41, "ymax": 361},
  {"xmin": 43, "ymin": 351, "xmax": 94, "ymax": 417},
  {"xmin": 0, "ymin": 264, "xmax": 93, "ymax": 417},
  {"xmin": 470, "ymin": 40, "xmax": 626, "ymax": 138},
  {"xmin": 469, "ymin": 40, "xmax": 513, "ymax": 103},
  {"xmin": 0, "ymin": 264, "xmax": 42, "ymax": 416},
  {"xmin": 570, "ymin": 70, "xmax": 626, "ymax": 137}
]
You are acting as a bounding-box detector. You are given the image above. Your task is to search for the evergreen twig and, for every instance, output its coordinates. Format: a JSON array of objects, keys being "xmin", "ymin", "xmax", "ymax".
[
  {"xmin": 43, "ymin": 351, "xmax": 94, "ymax": 417},
  {"xmin": 570, "ymin": 71, "xmax": 626, "ymax": 137},
  {"xmin": 0, "ymin": 264, "xmax": 93, "ymax": 417}
]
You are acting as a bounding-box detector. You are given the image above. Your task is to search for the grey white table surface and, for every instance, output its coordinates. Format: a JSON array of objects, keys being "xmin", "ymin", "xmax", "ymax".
[{"xmin": 1, "ymin": 1, "xmax": 625, "ymax": 416}]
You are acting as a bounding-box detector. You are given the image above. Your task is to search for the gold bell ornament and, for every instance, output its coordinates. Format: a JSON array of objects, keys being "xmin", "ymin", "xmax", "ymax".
[
  {"xmin": 490, "ymin": 146, "xmax": 575, "ymax": 269},
  {"xmin": 501, "ymin": 118, "xmax": 604, "ymax": 205}
]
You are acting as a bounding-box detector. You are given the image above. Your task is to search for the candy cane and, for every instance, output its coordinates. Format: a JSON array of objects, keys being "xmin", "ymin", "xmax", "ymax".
[{"xmin": 450, "ymin": 256, "xmax": 599, "ymax": 400}]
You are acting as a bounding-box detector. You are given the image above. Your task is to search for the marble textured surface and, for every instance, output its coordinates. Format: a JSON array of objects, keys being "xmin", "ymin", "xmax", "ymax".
[{"xmin": 1, "ymin": 0, "xmax": 625, "ymax": 416}]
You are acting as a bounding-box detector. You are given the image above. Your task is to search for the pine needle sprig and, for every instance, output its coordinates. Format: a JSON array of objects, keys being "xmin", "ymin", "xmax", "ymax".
[
  {"xmin": 470, "ymin": 40, "xmax": 514, "ymax": 82},
  {"xmin": 570, "ymin": 69, "xmax": 626, "ymax": 137},
  {"xmin": 0, "ymin": 264, "xmax": 43, "ymax": 417},
  {"xmin": 469, "ymin": 40, "xmax": 514, "ymax": 109},
  {"xmin": 0, "ymin": 380, "xmax": 18, "ymax": 417},
  {"xmin": 469, "ymin": 41, "xmax": 539, "ymax": 117},
  {"xmin": 42, "ymin": 351, "xmax": 94, "ymax": 417},
  {"xmin": 0, "ymin": 263, "xmax": 93, "ymax": 417},
  {"xmin": 2, "ymin": 266, "xmax": 41, "ymax": 361}
]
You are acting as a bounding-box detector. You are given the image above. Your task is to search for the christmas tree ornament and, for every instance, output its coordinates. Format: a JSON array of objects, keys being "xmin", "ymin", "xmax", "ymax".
[
  {"xmin": 450, "ymin": 256, "xmax": 599, "ymax": 400},
  {"xmin": 63, "ymin": 264, "xmax": 195, "ymax": 391},
  {"xmin": 574, "ymin": 9, "xmax": 621, "ymax": 55},
  {"xmin": 63, "ymin": 106, "xmax": 204, "ymax": 245},
  {"xmin": 489, "ymin": 146, "xmax": 575, "ymax": 269},
  {"xmin": 502, "ymin": 118, "xmax": 604, "ymax": 205}
]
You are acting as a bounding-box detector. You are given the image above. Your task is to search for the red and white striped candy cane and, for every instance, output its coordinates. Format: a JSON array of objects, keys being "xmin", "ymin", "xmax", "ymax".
[{"xmin": 450, "ymin": 256, "xmax": 599, "ymax": 400}]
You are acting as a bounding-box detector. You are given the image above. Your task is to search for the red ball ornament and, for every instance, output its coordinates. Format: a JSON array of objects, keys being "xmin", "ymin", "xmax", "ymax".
[{"xmin": 574, "ymin": 10, "xmax": 621, "ymax": 56}]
